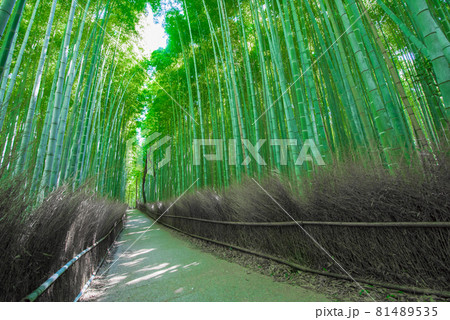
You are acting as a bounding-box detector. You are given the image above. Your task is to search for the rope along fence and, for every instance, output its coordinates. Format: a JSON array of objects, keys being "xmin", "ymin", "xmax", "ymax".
[{"xmin": 138, "ymin": 204, "xmax": 450, "ymax": 298}]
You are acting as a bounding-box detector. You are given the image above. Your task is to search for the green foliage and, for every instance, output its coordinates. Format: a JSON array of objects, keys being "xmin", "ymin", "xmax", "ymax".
[
  {"xmin": 137, "ymin": 0, "xmax": 450, "ymax": 202},
  {"xmin": 1, "ymin": 0, "xmax": 449, "ymax": 207},
  {"xmin": 0, "ymin": 0, "xmax": 150, "ymax": 204}
]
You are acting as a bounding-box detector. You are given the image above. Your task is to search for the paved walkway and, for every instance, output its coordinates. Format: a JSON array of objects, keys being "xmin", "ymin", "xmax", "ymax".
[{"xmin": 81, "ymin": 210, "xmax": 330, "ymax": 302}]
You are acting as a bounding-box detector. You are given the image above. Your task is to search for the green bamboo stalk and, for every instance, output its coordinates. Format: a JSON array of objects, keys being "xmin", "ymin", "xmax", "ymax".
[
  {"xmin": 0, "ymin": 0, "xmax": 17, "ymax": 40},
  {"xmin": 0, "ymin": 0, "xmax": 40, "ymax": 132},
  {"xmin": 41, "ymin": 0, "xmax": 77, "ymax": 190},
  {"xmin": 15, "ymin": 0, "xmax": 58, "ymax": 173},
  {"xmin": 405, "ymin": 0, "xmax": 450, "ymax": 116},
  {"xmin": 0, "ymin": 0, "xmax": 26, "ymax": 82}
]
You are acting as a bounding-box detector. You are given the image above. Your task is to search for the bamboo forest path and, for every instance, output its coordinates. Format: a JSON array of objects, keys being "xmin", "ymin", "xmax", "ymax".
[{"xmin": 80, "ymin": 210, "xmax": 330, "ymax": 302}]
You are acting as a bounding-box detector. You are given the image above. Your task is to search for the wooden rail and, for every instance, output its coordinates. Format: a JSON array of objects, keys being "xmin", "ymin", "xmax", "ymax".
[{"xmin": 161, "ymin": 214, "xmax": 450, "ymax": 228}]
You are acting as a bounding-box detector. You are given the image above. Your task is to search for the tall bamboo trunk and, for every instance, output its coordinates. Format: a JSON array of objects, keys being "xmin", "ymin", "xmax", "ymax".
[
  {"xmin": 15, "ymin": 0, "xmax": 58, "ymax": 172},
  {"xmin": 0, "ymin": 0, "xmax": 17, "ymax": 40}
]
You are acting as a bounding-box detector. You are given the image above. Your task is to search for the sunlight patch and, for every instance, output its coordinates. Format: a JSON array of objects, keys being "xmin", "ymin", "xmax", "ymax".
[{"xmin": 126, "ymin": 265, "xmax": 180, "ymax": 285}]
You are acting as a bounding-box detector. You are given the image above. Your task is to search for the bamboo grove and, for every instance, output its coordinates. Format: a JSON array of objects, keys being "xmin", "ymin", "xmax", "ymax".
[
  {"xmin": 139, "ymin": 0, "xmax": 450, "ymax": 203},
  {"xmin": 1, "ymin": 0, "xmax": 449, "ymax": 207},
  {"xmin": 0, "ymin": 0, "xmax": 148, "ymax": 203}
]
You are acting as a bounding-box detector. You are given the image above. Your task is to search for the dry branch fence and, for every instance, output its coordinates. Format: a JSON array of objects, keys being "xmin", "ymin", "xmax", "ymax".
[
  {"xmin": 22, "ymin": 214, "xmax": 126, "ymax": 302},
  {"xmin": 139, "ymin": 203, "xmax": 450, "ymax": 298}
]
